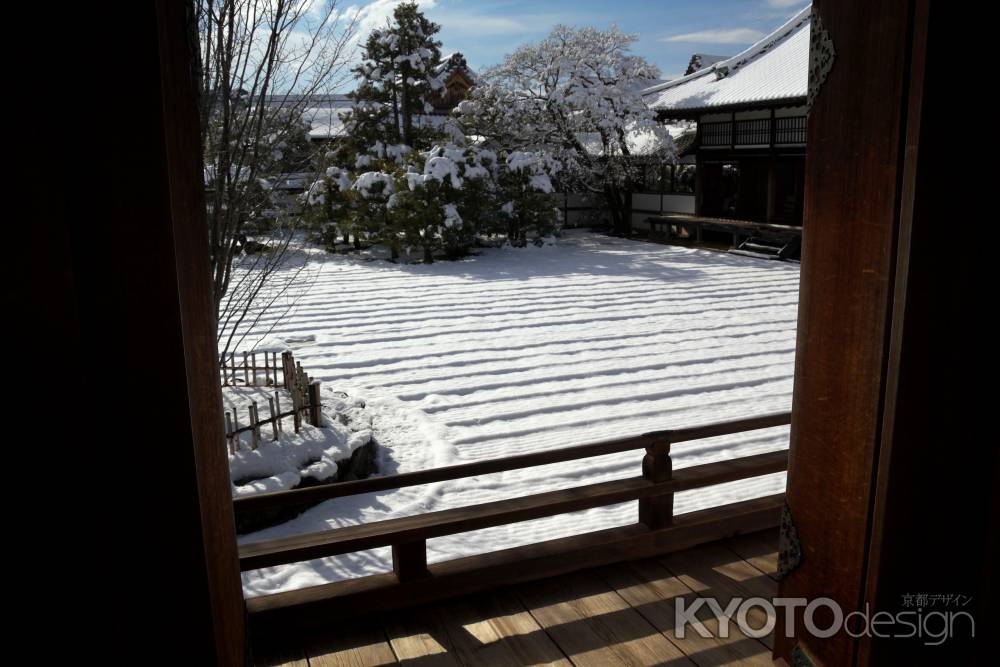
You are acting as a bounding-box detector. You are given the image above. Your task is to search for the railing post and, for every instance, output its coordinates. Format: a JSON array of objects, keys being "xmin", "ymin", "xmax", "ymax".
[
  {"xmin": 281, "ymin": 351, "xmax": 294, "ymax": 390},
  {"xmin": 392, "ymin": 540, "xmax": 429, "ymax": 581},
  {"xmin": 639, "ymin": 438, "xmax": 673, "ymax": 529},
  {"xmin": 308, "ymin": 380, "xmax": 322, "ymax": 427}
]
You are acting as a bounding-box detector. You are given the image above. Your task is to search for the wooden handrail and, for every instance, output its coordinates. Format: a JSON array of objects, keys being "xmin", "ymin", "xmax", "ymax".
[
  {"xmin": 234, "ymin": 412, "xmax": 791, "ymax": 513},
  {"xmin": 246, "ymin": 494, "xmax": 786, "ymax": 623},
  {"xmin": 239, "ymin": 449, "xmax": 788, "ymax": 571}
]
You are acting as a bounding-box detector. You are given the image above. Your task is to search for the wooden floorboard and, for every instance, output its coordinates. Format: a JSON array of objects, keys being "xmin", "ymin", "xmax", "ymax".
[
  {"xmin": 250, "ymin": 529, "xmax": 780, "ymax": 666},
  {"xmin": 724, "ymin": 528, "xmax": 779, "ymax": 581},
  {"xmin": 601, "ymin": 559, "xmax": 773, "ymax": 666},
  {"xmin": 382, "ymin": 606, "xmax": 463, "ymax": 667},
  {"xmin": 304, "ymin": 623, "xmax": 398, "ymax": 667},
  {"xmin": 658, "ymin": 544, "xmax": 778, "ymax": 650},
  {"xmin": 251, "ymin": 643, "xmax": 309, "ymax": 667},
  {"xmin": 428, "ymin": 589, "xmax": 570, "ymax": 666},
  {"xmin": 514, "ymin": 572, "xmax": 693, "ymax": 666}
]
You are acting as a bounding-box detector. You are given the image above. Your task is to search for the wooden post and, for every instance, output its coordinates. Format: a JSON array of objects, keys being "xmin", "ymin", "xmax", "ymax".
[
  {"xmin": 392, "ymin": 540, "xmax": 429, "ymax": 582},
  {"xmin": 251, "ymin": 353, "xmax": 257, "ymax": 386},
  {"xmin": 282, "ymin": 351, "xmax": 293, "ymax": 390},
  {"xmin": 249, "ymin": 404, "xmax": 258, "ymax": 450},
  {"xmin": 638, "ymin": 438, "xmax": 673, "ymax": 529},
  {"xmin": 296, "ymin": 363, "xmax": 306, "ymax": 421},
  {"xmin": 232, "ymin": 410, "xmax": 240, "ymax": 452},
  {"xmin": 274, "ymin": 391, "xmax": 282, "ymax": 434},
  {"xmin": 224, "ymin": 412, "xmax": 234, "ymax": 455},
  {"xmin": 766, "ymin": 156, "xmax": 777, "ymax": 224},
  {"xmin": 221, "ymin": 355, "xmax": 228, "ymax": 386},
  {"xmin": 308, "ymin": 380, "xmax": 322, "ymax": 427},
  {"xmin": 267, "ymin": 397, "xmax": 278, "ymax": 441},
  {"xmin": 242, "ymin": 352, "xmax": 249, "ymax": 386},
  {"xmin": 229, "ymin": 354, "xmax": 236, "ymax": 386}
]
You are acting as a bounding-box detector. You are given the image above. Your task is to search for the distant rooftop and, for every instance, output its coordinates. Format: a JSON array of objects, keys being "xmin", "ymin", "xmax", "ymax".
[{"xmin": 644, "ymin": 5, "xmax": 810, "ymax": 112}]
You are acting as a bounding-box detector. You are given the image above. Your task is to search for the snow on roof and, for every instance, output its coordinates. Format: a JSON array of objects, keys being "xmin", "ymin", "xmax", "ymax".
[
  {"xmin": 302, "ymin": 103, "xmax": 355, "ymax": 139},
  {"xmin": 264, "ymin": 94, "xmax": 352, "ymax": 107},
  {"xmin": 302, "ymin": 102, "xmax": 456, "ymax": 140},
  {"xmin": 644, "ymin": 5, "xmax": 810, "ymax": 111},
  {"xmin": 435, "ymin": 53, "xmax": 479, "ymax": 84}
]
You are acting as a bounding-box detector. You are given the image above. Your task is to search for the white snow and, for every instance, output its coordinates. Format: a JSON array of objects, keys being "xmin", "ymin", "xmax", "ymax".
[
  {"xmin": 441, "ymin": 203, "xmax": 462, "ymax": 228},
  {"xmin": 353, "ymin": 171, "xmax": 395, "ymax": 198},
  {"xmin": 224, "ymin": 385, "xmax": 372, "ymax": 498},
  {"xmin": 238, "ymin": 231, "xmax": 799, "ymax": 597},
  {"xmin": 643, "ymin": 6, "xmax": 810, "ymax": 110},
  {"xmin": 422, "ymin": 155, "xmax": 462, "ymax": 187}
]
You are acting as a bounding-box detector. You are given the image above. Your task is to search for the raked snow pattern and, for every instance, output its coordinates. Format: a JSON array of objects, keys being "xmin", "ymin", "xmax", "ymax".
[{"xmin": 240, "ymin": 231, "xmax": 800, "ymax": 597}]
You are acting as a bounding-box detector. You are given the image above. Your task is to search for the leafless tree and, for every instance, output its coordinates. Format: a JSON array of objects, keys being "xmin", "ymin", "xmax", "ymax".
[{"xmin": 193, "ymin": 0, "xmax": 358, "ymax": 356}]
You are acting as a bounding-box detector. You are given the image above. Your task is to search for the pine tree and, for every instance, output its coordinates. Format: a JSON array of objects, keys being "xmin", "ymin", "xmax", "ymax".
[
  {"xmin": 497, "ymin": 152, "xmax": 561, "ymax": 246},
  {"xmin": 345, "ymin": 2, "xmax": 443, "ymax": 151}
]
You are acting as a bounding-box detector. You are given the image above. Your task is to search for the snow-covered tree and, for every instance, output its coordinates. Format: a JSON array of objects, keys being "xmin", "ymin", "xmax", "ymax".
[
  {"xmin": 344, "ymin": 1, "xmax": 444, "ymax": 149},
  {"xmin": 304, "ymin": 3, "xmax": 567, "ymax": 261},
  {"xmin": 392, "ymin": 144, "xmax": 495, "ymax": 261},
  {"xmin": 457, "ymin": 25, "xmax": 675, "ymax": 235},
  {"xmin": 496, "ymin": 152, "xmax": 561, "ymax": 246}
]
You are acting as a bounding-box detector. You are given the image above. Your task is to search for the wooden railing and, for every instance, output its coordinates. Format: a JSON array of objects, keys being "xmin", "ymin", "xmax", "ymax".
[
  {"xmin": 700, "ymin": 116, "xmax": 807, "ymax": 148},
  {"xmin": 222, "ymin": 350, "xmax": 322, "ymax": 454},
  {"xmin": 238, "ymin": 412, "xmax": 792, "ymax": 626}
]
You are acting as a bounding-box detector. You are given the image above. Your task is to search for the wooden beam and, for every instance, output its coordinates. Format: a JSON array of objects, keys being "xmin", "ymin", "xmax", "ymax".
[
  {"xmin": 246, "ymin": 494, "xmax": 785, "ymax": 630},
  {"xmin": 235, "ymin": 412, "xmax": 790, "ymax": 513},
  {"xmin": 240, "ymin": 450, "xmax": 788, "ymax": 571}
]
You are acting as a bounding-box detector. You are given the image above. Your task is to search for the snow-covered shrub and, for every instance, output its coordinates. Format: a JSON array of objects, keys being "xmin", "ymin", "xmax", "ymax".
[
  {"xmin": 389, "ymin": 143, "xmax": 494, "ymax": 261},
  {"xmin": 494, "ymin": 151, "xmax": 561, "ymax": 246},
  {"xmin": 302, "ymin": 165, "xmax": 353, "ymax": 246}
]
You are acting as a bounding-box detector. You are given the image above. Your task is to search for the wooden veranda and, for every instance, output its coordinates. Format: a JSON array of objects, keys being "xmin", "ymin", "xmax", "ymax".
[
  {"xmin": 72, "ymin": 1, "xmax": 991, "ymax": 665},
  {"xmin": 238, "ymin": 414, "xmax": 790, "ymax": 635},
  {"xmin": 253, "ymin": 528, "xmax": 781, "ymax": 666}
]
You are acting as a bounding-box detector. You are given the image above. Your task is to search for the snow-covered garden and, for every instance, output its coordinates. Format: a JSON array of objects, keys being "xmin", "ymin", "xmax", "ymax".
[
  {"xmin": 238, "ymin": 231, "xmax": 799, "ymax": 596},
  {"xmin": 196, "ymin": 1, "xmax": 800, "ymax": 598}
]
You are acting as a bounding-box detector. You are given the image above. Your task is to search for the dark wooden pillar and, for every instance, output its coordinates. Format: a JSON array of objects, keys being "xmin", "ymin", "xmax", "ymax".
[
  {"xmin": 767, "ymin": 109, "xmax": 777, "ymax": 224},
  {"xmin": 694, "ymin": 153, "xmax": 704, "ymax": 216},
  {"xmin": 64, "ymin": 1, "xmax": 246, "ymax": 663},
  {"xmin": 776, "ymin": 2, "xmax": 992, "ymax": 665},
  {"xmin": 775, "ymin": 0, "xmax": 917, "ymax": 662},
  {"xmin": 766, "ymin": 156, "xmax": 777, "ymax": 224}
]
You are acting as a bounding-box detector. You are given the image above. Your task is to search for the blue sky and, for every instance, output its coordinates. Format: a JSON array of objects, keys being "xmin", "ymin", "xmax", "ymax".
[{"xmin": 345, "ymin": 0, "xmax": 808, "ymax": 80}]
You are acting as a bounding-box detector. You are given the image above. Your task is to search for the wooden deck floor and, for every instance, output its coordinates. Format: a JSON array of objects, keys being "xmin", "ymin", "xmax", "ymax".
[{"xmin": 253, "ymin": 528, "xmax": 780, "ymax": 667}]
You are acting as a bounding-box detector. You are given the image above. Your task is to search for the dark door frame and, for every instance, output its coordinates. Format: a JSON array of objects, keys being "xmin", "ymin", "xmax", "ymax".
[
  {"xmin": 776, "ymin": 1, "xmax": 993, "ymax": 665},
  {"xmin": 66, "ymin": 1, "xmax": 990, "ymax": 664}
]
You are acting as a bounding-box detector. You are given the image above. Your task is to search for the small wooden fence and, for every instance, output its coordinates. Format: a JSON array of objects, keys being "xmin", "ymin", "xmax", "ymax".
[
  {"xmin": 235, "ymin": 411, "xmax": 792, "ymax": 629},
  {"xmin": 222, "ymin": 350, "xmax": 322, "ymax": 454}
]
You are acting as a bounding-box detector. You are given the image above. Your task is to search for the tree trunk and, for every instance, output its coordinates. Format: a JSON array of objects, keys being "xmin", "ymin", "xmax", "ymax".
[{"xmin": 603, "ymin": 185, "xmax": 632, "ymax": 237}]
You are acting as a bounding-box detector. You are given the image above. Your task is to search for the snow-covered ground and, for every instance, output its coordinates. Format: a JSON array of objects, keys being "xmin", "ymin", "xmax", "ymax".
[
  {"xmin": 239, "ymin": 231, "xmax": 800, "ymax": 597},
  {"xmin": 224, "ymin": 385, "xmax": 372, "ymax": 498}
]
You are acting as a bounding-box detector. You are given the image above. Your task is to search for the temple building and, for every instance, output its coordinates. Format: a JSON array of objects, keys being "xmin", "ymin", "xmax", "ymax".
[{"xmin": 638, "ymin": 5, "xmax": 811, "ymax": 258}]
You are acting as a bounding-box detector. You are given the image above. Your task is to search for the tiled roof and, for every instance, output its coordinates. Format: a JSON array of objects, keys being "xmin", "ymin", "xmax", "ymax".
[{"xmin": 644, "ymin": 5, "xmax": 810, "ymax": 111}]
